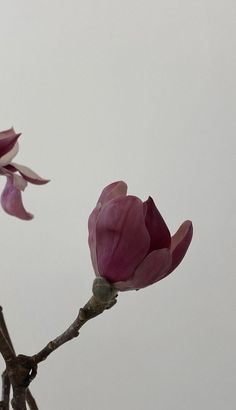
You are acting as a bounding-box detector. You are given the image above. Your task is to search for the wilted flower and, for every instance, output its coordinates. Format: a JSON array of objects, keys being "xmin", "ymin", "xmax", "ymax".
[
  {"xmin": 88, "ymin": 181, "xmax": 193, "ymax": 291},
  {"xmin": 0, "ymin": 127, "xmax": 49, "ymax": 220}
]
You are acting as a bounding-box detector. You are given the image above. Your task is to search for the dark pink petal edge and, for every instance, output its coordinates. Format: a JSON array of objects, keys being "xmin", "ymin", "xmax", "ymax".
[
  {"xmin": 0, "ymin": 128, "xmax": 21, "ymax": 158},
  {"xmin": 143, "ymin": 197, "xmax": 171, "ymax": 251}
]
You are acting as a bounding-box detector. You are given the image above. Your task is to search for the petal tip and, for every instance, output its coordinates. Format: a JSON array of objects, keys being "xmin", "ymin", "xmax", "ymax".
[{"xmin": 168, "ymin": 219, "xmax": 193, "ymax": 274}]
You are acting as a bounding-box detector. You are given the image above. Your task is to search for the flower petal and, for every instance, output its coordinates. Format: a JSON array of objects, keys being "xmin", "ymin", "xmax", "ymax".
[
  {"xmin": 143, "ymin": 197, "xmax": 171, "ymax": 251},
  {"xmin": 0, "ymin": 128, "xmax": 21, "ymax": 158},
  {"xmin": 98, "ymin": 181, "xmax": 127, "ymax": 206},
  {"xmin": 88, "ymin": 203, "xmax": 101, "ymax": 276},
  {"xmin": 168, "ymin": 220, "xmax": 193, "ymax": 274},
  {"xmin": 0, "ymin": 127, "xmax": 18, "ymax": 139},
  {"xmin": 1, "ymin": 177, "xmax": 33, "ymax": 220},
  {"xmin": 13, "ymin": 174, "xmax": 28, "ymax": 191},
  {"xmin": 8, "ymin": 163, "xmax": 50, "ymax": 185},
  {"xmin": 0, "ymin": 167, "xmax": 27, "ymax": 191},
  {"xmin": 88, "ymin": 181, "xmax": 128, "ymax": 276},
  {"xmin": 0, "ymin": 142, "xmax": 19, "ymax": 166},
  {"xmin": 96, "ymin": 195, "xmax": 150, "ymax": 282},
  {"xmin": 115, "ymin": 248, "xmax": 172, "ymax": 291}
]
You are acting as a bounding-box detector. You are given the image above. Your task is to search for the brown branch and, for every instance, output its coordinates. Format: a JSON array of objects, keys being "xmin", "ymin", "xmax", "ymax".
[
  {"xmin": 26, "ymin": 390, "xmax": 38, "ymax": 410},
  {"xmin": 11, "ymin": 386, "xmax": 27, "ymax": 410},
  {"xmin": 0, "ymin": 310, "xmax": 14, "ymax": 355},
  {"xmin": 0, "ymin": 307, "xmax": 38, "ymax": 410},
  {"xmin": 0, "ymin": 278, "xmax": 117, "ymax": 409},
  {"xmin": 31, "ymin": 293, "xmax": 115, "ymax": 365},
  {"xmin": 0, "ymin": 329, "xmax": 15, "ymax": 364},
  {"xmin": 31, "ymin": 278, "xmax": 118, "ymax": 365},
  {"xmin": 0, "ymin": 329, "xmax": 21, "ymax": 410},
  {"xmin": 0, "ymin": 370, "xmax": 10, "ymax": 410}
]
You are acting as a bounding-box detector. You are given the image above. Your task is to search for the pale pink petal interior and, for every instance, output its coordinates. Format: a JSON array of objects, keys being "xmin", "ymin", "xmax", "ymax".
[
  {"xmin": 13, "ymin": 174, "xmax": 28, "ymax": 191},
  {"xmin": 10, "ymin": 163, "xmax": 50, "ymax": 185},
  {"xmin": 0, "ymin": 127, "xmax": 17, "ymax": 139}
]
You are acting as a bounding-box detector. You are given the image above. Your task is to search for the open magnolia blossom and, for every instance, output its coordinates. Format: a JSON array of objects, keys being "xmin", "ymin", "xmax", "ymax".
[
  {"xmin": 88, "ymin": 181, "xmax": 193, "ymax": 291},
  {"xmin": 0, "ymin": 127, "xmax": 49, "ymax": 220}
]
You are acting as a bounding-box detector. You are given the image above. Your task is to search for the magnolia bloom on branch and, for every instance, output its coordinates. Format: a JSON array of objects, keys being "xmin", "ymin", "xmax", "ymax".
[
  {"xmin": 0, "ymin": 127, "xmax": 49, "ymax": 220},
  {"xmin": 88, "ymin": 181, "xmax": 193, "ymax": 291}
]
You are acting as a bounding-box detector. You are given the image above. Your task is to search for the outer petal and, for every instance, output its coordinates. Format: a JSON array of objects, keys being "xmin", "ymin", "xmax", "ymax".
[
  {"xmin": 89, "ymin": 181, "xmax": 127, "ymax": 276},
  {"xmin": 0, "ymin": 142, "xmax": 19, "ymax": 166},
  {"xmin": 115, "ymin": 248, "xmax": 172, "ymax": 291},
  {"xmin": 1, "ymin": 177, "xmax": 33, "ymax": 220},
  {"xmin": 88, "ymin": 204, "xmax": 101, "ymax": 276},
  {"xmin": 0, "ymin": 128, "xmax": 18, "ymax": 138},
  {"xmin": 0, "ymin": 128, "xmax": 21, "ymax": 158},
  {"xmin": 143, "ymin": 197, "xmax": 171, "ymax": 252},
  {"xmin": 6, "ymin": 163, "xmax": 50, "ymax": 185},
  {"xmin": 96, "ymin": 195, "xmax": 150, "ymax": 282},
  {"xmin": 167, "ymin": 220, "xmax": 193, "ymax": 274},
  {"xmin": 98, "ymin": 181, "xmax": 127, "ymax": 206}
]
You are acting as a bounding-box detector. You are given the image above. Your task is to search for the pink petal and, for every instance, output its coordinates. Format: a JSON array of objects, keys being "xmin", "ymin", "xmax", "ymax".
[
  {"xmin": 143, "ymin": 197, "xmax": 171, "ymax": 251},
  {"xmin": 88, "ymin": 203, "xmax": 101, "ymax": 276},
  {"xmin": 115, "ymin": 248, "xmax": 172, "ymax": 291},
  {"xmin": 0, "ymin": 167, "xmax": 27, "ymax": 191},
  {"xmin": 98, "ymin": 181, "xmax": 127, "ymax": 206},
  {"xmin": 96, "ymin": 195, "xmax": 150, "ymax": 282},
  {"xmin": 0, "ymin": 127, "xmax": 18, "ymax": 138},
  {"xmin": 12, "ymin": 174, "xmax": 28, "ymax": 191},
  {"xmin": 0, "ymin": 128, "xmax": 21, "ymax": 158},
  {"xmin": 8, "ymin": 163, "xmax": 50, "ymax": 185},
  {"xmin": 88, "ymin": 181, "xmax": 127, "ymax": 276},
  {"xmin": 0, "ymin": 142, "xmax": 19, "ymax": 166},
  {"xmin": 1, "ymin": 177, "xmax": 33, "ymax": 220},
  {"xmin": 168, "ymin": 220, "xmax": 193, "ymax": 274}
]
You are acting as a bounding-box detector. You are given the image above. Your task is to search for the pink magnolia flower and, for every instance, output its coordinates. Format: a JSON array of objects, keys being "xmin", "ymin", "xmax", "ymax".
[
  {"xmin": 88, "ymin": 181, "xmax": 193, "ymax": 291},
  {"xmin": 0, "ymin": 127, "xmax": 49, "ymax": 220}
]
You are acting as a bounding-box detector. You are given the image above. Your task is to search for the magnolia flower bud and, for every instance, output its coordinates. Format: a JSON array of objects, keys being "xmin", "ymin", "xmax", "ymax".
[{"xmin": 88, "ymin": 181, "xmax": 193, "ymax": 291}]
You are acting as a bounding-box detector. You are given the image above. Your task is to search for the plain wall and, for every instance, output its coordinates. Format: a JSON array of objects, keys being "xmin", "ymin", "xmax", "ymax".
[{"xmin": 0, "ymin": 1, "xmax": 235, "ymax": 409}]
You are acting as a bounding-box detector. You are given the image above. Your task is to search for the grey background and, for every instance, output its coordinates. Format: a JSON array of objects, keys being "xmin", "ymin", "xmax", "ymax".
[{"xmin": 0, "ymin": 1, "xmax": 235, "ymax": 409}]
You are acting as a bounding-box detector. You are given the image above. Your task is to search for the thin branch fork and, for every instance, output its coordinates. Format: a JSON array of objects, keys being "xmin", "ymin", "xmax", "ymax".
[
  {"xmin": 0, "ymin": 278, "xmax": 117, "ymax": 409},
  {"xmin": 0, "ymin": 307, "xmax": 38, "ymax": 410}
]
